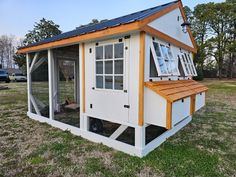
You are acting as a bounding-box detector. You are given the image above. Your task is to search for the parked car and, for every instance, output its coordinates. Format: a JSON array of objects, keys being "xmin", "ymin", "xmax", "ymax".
[
  {"xmin": 10, "ymin": 73, "xmax": 27, "ymax": 82},
  {"xmin": 0, "ymin": 69, "xmax": 10, "ymax": 83}
]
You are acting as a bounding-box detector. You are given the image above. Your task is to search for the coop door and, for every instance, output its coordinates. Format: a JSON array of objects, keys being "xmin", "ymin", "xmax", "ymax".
[{"xmin": 85, "ymin": 38, "xmax": 130, "ymax": 124}]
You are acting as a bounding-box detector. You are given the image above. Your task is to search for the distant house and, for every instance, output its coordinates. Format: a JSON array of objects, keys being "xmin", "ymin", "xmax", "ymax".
[{"xmin": 17, "ymin": 0, "xmax": 208, "ymax": 157}]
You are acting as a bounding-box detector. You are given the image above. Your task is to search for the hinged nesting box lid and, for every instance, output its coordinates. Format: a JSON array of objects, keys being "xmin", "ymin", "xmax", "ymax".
[{"xmin": 144, "ymin": 79, "xmax": 208, "ymax": 102}]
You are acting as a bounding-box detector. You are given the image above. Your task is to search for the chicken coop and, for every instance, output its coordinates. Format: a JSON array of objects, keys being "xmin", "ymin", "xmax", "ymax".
[{"xmin": 17, "ymin": 0, "xmax": 208, "ymax": 157}]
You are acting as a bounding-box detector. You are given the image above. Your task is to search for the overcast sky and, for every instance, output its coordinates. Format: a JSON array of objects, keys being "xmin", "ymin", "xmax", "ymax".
[{"xmin": 0, "ymin": 0, "xmax": 225, "ymax": 38}]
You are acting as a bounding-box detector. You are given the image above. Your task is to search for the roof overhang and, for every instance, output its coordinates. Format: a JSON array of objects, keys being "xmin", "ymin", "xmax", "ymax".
[{"xmin": 17, "ymin": 1, "xmax": 197, "ymax": 54}]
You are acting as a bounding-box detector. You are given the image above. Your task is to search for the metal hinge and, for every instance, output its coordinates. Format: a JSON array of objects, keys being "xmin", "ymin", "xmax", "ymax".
[{"xmin": 124, "ymin": 105, "xmax": 130, "ymax": 109}]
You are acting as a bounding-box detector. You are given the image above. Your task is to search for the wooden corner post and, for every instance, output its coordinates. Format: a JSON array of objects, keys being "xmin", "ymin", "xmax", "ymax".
[
  {"xmin": 166, "ymin": 101, "xmax": 172, "ymax": 129},
  {"xmin": 190, "ymin": 94, "xmax": 196, "ymax": 115},
  {"xmin": 138, "ymin": 31, "xmax": 145, "ymax": 126}
]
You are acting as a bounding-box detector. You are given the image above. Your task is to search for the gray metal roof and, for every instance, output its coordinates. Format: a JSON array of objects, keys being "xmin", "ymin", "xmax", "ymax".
[{"xmin": 21, "ymin": 0, "xmax": 178, "ymax": 49}]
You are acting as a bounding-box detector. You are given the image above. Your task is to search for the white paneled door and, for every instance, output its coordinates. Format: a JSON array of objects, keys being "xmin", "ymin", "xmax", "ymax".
[{"xmin": 85, "ymin": 38, "xmax": 130, "ymax": 124}]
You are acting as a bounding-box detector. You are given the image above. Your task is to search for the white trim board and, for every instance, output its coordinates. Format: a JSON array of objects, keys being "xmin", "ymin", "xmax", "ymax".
[
  {"xmin": 27, "ymin": 112, "xmax": 192, "ymax": 157},
  {"xmin": 142, "ymin": 116, "xmax": 192, "ymax": 156}
]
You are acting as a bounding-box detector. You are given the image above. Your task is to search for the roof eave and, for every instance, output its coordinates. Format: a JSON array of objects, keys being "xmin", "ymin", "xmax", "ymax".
[{"xmin": 17, "ymin": 21, "xmax": 141, "ymax": 54}]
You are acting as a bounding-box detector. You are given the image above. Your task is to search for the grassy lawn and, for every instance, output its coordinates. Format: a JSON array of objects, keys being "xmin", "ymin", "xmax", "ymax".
[{"xmin": 0, "ymin": 80, "xmax": 235, "ymax": 177}]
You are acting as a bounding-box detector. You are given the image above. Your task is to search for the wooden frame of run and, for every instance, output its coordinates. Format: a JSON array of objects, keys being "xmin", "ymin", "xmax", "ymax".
[{"xmin": 17, "ymin": 1, "xmax": 197, "ymax": 54}]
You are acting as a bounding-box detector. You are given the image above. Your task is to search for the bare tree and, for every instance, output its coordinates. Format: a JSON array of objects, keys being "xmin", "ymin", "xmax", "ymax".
[{"xmin": 0, "ymin": 35, "xmax": 17, "ymax": 69}]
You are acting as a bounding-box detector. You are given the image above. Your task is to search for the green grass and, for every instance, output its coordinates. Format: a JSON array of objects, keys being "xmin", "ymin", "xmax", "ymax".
[
  {"xmin": 30, "ymin": 80, "xmax": 75, "ymax": 105},
  {"xmin": 145, "ymin": 143, "xmax": 220, "ymax": 177},
  {"xmin": 0, "ymin": 80, "xmax": 236, "ymax": 176},
  {"xmin": 29, "ymin": 156, "xmax": 46, "ymax": 165}
]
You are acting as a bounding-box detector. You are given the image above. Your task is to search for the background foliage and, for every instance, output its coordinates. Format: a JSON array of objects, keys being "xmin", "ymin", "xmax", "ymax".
[{"xmin": 185, "ymin": 0, "xmax": 236, "ymax": 79}]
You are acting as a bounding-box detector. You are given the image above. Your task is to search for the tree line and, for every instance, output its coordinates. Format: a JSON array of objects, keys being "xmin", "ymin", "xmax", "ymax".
[{"xmin": 184, "ymin": 0, "xmax": 236, "ymax": 79}]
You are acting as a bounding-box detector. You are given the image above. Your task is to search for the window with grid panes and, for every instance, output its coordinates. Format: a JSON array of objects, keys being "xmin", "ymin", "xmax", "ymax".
[
  {"xmin": 179, "ymin": 53, "xmax": 197, "ymax": 76},
  {"xmin": 95, "ymin": 42, "xmax": 124, "ymax": 90},
  {"xmin": 187, "ymin": 54, "xmax": 197, "ymax": 76},
  {"xmin": 181, "ymin": 54, "xmax": 190, "ymax": 75},
  {"xmin": 150, "ymin": 41, "xmax": 179, "ymax": 76}
]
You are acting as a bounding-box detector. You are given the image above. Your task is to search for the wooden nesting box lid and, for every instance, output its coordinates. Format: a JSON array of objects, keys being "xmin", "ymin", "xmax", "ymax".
[{"xmin": 144, "ymin": 79, "xmax": 208, "ymax": 102}]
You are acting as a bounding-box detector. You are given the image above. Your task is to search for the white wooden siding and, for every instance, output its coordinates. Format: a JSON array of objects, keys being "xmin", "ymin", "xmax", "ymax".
[
  {"xmin": 172, "ymin": 97, "xmax": 190, "ymax": 126},
  {"xmin": 148, "ymin": 8, "xmax": 194, "ymax": 48},
  {"xmin": 128, "ymin": 33, "xmax": 140, "ymax": 125},
  {"xmin": 144, "ymin": 87, "xmax": 166, "ymax": 128},
  {"xmin": 195, "ymin": 92, "xmax": 205, "ymax": 111}
]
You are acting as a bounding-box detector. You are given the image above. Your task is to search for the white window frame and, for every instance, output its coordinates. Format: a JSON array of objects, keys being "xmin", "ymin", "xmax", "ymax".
[
  {"xmin": 95, "ymin": 41, "xmax": 125, "ymax": 91},
  {"xmin": 184, "ymin": 53, "xmax": 194, "ymax": 75},
  {"xmin": 187, "ymin": 54, "xmax": 197, "ymax": 76},
  {"xmin": 150, "ymin": 41, "xmax": 180, "ymax": 76},
  {"xmin": 180, "ymin": 54, "xmax": 191, "ymax": 76},
  {"xmin": 179, "ymin": 52, "xmax": 197, "ymax": 76}
]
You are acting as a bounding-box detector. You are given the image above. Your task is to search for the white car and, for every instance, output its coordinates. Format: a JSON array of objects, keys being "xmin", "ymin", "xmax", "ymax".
[{"xmin": 10, "ymin": 73, "xmax": 27, "ymax": 82}]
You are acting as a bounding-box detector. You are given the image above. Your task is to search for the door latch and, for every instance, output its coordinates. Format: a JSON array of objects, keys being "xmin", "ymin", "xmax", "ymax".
[{"xmin": 124, "ymin": 105, "xmax": 130, "ymax": 109}]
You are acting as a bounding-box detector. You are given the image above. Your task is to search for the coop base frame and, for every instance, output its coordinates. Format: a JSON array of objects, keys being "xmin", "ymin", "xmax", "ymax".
[{"xmin": 27, "ymin": 112, "xmax": 192, "ymax": 157}]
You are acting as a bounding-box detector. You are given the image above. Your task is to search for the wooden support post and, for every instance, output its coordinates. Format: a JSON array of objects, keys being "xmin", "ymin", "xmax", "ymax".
[
  {"xmin": 190, "ymin": 94, "xmax": 196, "ymax": 115},
  {"xmin": 135, "ymin": 126, "xmax": 146, "ymax": 151},
  {"xmin": 26, "ymin": 53, "xmax": 32, "ymax": 113},
  {"xmin": 30, "ymin": 94, "xmax": 41, "ymax": 116},
  {"xmin": 138, "ymin": 31, "xmax": 145, "ymax": 126},
  {"xmin": 29, "ymin": 52, "xmax": 39, "ymax": 73},
  {"xmin": 31, "ymin": 57, "xmax": 46, "ymax": 73},
  {"xmin": 166, "ymin": 101, "xmax": 172, "ymax": 129},
  {"xmin": 48, "ymin": 49, "xmax": 54, "ymax": 120},
  {"xmin": 110, "ymin": 125, "xmax": 128, "ymax": 140},
  {"xmin": 79, "ymin": 43, "xmax": 88, "ymax": 130}
]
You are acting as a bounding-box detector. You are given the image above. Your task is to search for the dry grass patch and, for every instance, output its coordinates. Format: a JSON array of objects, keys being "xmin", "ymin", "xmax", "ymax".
[{"xmin": 0, "ymin": 80, "xmax": 236, "ymax": 176}]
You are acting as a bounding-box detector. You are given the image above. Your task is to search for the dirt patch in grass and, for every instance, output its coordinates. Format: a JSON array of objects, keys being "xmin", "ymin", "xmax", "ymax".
[{"xmin": 0, "ymin": 80, "xmax": 236, "ymax": 176}]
